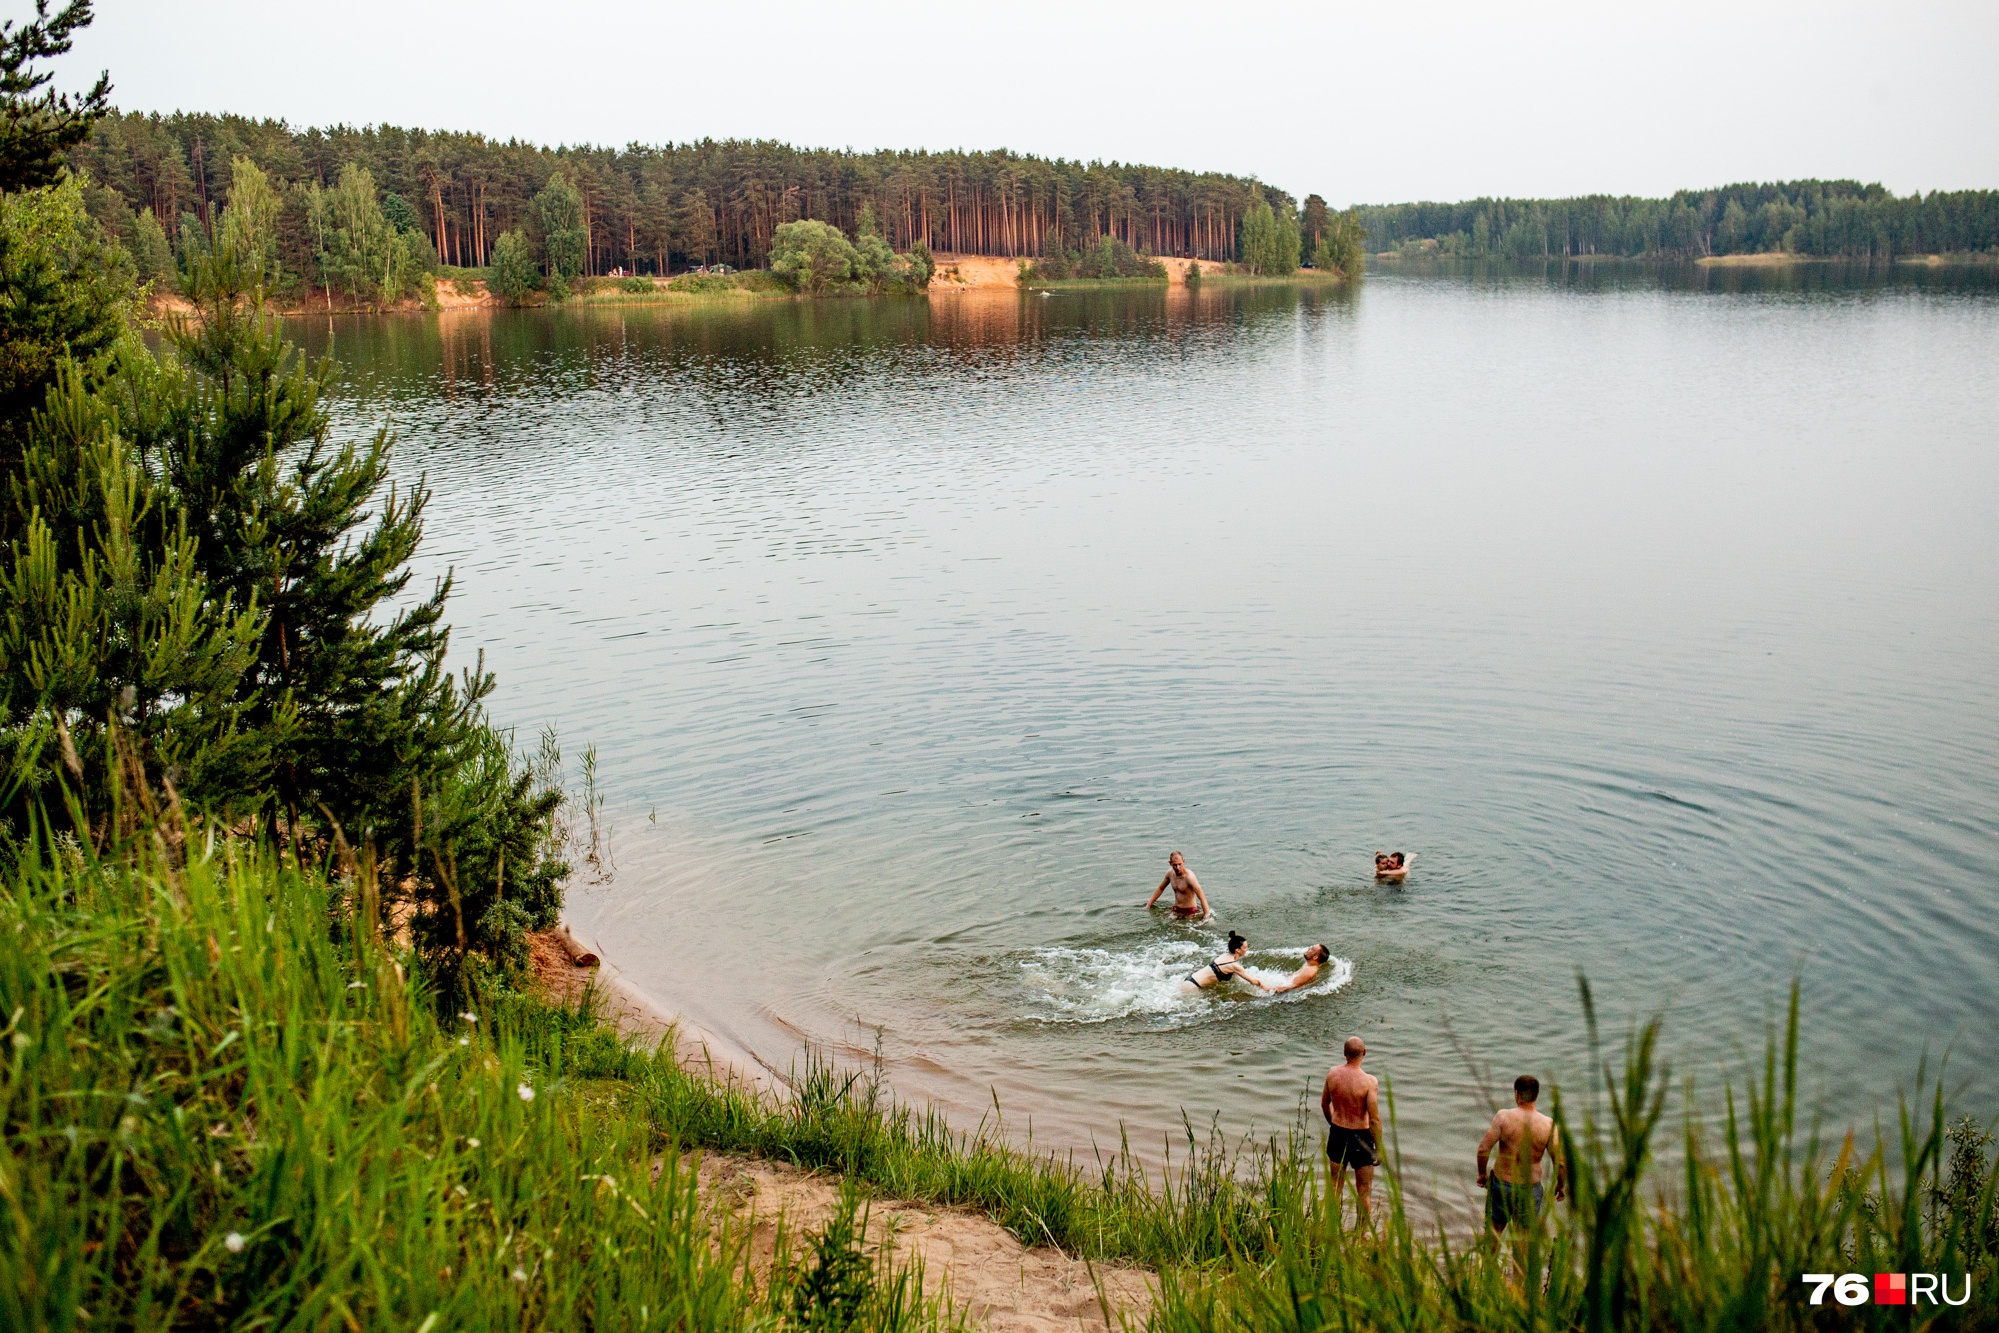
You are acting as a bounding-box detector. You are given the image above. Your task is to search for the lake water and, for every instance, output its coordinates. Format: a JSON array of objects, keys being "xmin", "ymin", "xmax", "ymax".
[{"xmin": 301, "ymin": 265, "xmax": 1999, "ymax": 1214}]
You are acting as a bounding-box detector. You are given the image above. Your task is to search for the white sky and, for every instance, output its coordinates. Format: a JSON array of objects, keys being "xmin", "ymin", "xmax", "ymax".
[{"xmin": 42, "ymin": 0, "xmax": 1999, "ymax": 205}]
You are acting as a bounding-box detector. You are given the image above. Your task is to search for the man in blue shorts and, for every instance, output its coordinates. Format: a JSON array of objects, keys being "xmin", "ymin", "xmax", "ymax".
[
  {"xmin": 1320, "ymin": 1036, "xmax": 1382, "ymax": 1227},
  {"xmin": 1476, "ymin": 1074, "xmax": 1565, "ymax": 1236}
]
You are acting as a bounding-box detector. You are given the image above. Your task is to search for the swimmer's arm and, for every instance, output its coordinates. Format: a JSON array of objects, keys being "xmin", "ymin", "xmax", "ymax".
[
  {"xmin": 1366, "ymin": 1082, "xmax": 1383, "ymax": 1148},
  {"xmin": 1145, "ymin": 873, "xmax": 1171, "ymax": 908},
  {"xmin": 1320, "ymin": 1074, "xmax": 1336, "ymax": 1127},
  {"xmin": 1476, "ymin": 1117, "xmax": 1501, "ymax": 1187}
]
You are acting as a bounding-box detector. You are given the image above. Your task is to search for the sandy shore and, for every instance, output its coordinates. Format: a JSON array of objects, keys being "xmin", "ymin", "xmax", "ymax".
[
  {"xmin": 529, "ymin": 924, "xmax": 777, "ymax": 1094},
  {"xmin": 533, "ymin": 925, "xmax": 1155, "ymax": 1331},
  {"xmin": 1696, "ymin": 252, "xmax": 1810, "ymax": 267},
  {"xmin": 926, "ymin": 252, "xmax": 1216, "ymax": 290}
]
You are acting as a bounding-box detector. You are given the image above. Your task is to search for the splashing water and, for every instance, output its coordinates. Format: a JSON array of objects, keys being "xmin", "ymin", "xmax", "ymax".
[{"xmin": 1014, "ymin": 931, "xmax": 1353, "ymax": 1027}]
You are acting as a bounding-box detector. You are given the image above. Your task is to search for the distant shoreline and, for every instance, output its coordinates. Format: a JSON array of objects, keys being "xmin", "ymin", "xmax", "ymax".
[
  {"xmin": 164, "ymin": 255, "xmax": 1350, "ymax": 319},
  {"xmin": 1371, "ymin": 249, "xmax": 1996, "ymax": 268}
]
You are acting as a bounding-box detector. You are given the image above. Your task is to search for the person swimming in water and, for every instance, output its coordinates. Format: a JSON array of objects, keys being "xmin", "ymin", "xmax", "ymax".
[
  {"xmin": 1146, "ymin": 851, "xmax": 1212, "ymax": 920},
  {"xmin": 1271, "ymin": 943, "xmax": 1333, "ymax": 992},
  {"xmin": 1374, "ymin": 851, "xmax": 1409, "ymax": 882},
  {"xmin": 1182, "ymin": 931, "xmax": 1271, "ymax": 993}
]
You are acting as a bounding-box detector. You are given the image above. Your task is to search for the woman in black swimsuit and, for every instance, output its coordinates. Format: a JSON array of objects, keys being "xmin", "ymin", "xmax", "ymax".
[{"xmin": 1182, "ymin": 931, "xmax": 1272, "ymax": 994}]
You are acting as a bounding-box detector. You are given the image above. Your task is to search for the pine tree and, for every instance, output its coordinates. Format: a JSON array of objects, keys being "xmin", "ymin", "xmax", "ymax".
[
  {"xmin": 0, "ymin": 1, "xmax": 109, "ymax": 193},
  {"xmin": 0, "ymin": 174, "xmax": 129, "ymax": 491},
  {"xmin": 2, "ymin": 359, "xmax": 265, "ymax": 830},
  {"xmin": 107, "ymin": 243, "xmax": 566, "ymax": 964},
  {"xmin": 129, "ymin": 205, "xmax": 171, "ymax": 285}
]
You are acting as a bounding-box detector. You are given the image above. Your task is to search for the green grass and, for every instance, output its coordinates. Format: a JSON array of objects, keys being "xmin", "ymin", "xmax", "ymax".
[
  {"xmin": 5, "ymin": 825, "xmax": 1994, "ymax": 1331},
  {"xmin": 0, "ymin": 834, "xmax": 955, "ymax": 1332},
  {"xmin": 1192, "ymin": 267, "xmax": 1348, "ymax": 286}
]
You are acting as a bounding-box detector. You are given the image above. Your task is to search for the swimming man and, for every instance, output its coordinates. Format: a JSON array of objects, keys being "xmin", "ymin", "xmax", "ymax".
[
  {"xmin": 1145, "ymin": 851, "xmax": 1210, "ymax": 920},
  {"xmin": 1272, "ymin": 943, "xmax": 1333, "ymax": 992},
  {"xmin": 1476, "ymin": 1074, "xmax": 1566, "ymax": 1236},
  {"xmin": 1321, "ymin": 1036, "xmax": 1382, "ymax": 1227}
]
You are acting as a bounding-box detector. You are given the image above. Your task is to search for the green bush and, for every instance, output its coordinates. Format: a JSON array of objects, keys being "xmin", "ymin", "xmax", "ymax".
[
  {"xmin": 489, "ymin": 230, "xmax": 537, "ymax": 304},
  {"xmin": 771, "ymin": 219, "xmax": 859, "ymax": 294}
]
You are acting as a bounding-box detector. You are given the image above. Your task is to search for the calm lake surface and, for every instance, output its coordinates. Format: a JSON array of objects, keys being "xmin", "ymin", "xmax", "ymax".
[{"xmin": 301, "ymin": 265, "xmax": 1999, "ymax": 1212}]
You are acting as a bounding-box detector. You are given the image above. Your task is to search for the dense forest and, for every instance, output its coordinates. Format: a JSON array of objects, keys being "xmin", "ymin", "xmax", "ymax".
[
  {"xmin": 1356, "ymin": 180, "xmax": 1999, "ymax": 260},
  {"xmin": 68, "ymin": 110, "xmax": 1321, "ymax": 294}
]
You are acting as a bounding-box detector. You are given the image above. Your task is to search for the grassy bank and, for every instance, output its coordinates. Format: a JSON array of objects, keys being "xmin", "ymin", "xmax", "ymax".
[
  {"xmin": 1192, "ymin": 266, "xmax": 1349, "ymax": 286},
  {"xmin": 6, "ymin": 828, "xmax": 1995, "ymax": 1330}
]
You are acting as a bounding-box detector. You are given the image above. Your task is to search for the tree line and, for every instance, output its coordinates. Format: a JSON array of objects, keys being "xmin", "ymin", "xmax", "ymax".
[
  {"xmin": 1356, "ymin": 180, "xmax": 1999, "ymax": 260},
  {"xmin": 66, "ymin": 109, "xmax": 1348, "ymax": 295}
]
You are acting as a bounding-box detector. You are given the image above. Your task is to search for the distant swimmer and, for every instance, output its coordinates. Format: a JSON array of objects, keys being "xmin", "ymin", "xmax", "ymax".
[
  {"xmin": 1272, "ymin": 943, "xmax": 1333, "ymax": 992},
  {"xmin": 1374, "ymin": 851, "xmax": 1410, "ymax": 882},
  {"xmin": 1181, "ymin": 931, "xmax": 1271, "ymax": 993},
  {"xmin": 1322, "ymin": 1036, "xmax": 1383, "ymax": 1226},
  {"xmin": 1146, "ymin": 850, "xmax": 1211, "ymax": 920}
]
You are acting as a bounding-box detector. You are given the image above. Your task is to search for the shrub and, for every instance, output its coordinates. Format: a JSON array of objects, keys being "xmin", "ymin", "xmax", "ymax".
[
  {"xmin": 490, "ymin": 230, "xmax": 538, "ymax": 304},
  {"xmin": 770, "ymin": 219, "xmax": 859, "ymax": 294}
]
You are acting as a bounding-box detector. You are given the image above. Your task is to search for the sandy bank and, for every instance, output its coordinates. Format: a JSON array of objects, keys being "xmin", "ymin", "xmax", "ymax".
[
  {"xmin": 1697, "ymin": 252, "xmax": 1809, "ymax": 267},
  {"xmin": 432, "ymin": 276, "xmax": 494, "ymax": 308},
  {"xmin": 529, "ymin": 925, "xmax": 777, "ymax": 1094},
  {"xmin": 927, "ymin": 252, "xmax": 1219, "ymax": 291}
]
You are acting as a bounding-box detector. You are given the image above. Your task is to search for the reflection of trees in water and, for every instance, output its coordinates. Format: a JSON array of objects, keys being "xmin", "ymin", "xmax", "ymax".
[
  {"xmin": 292, "ymin": 286, "xmax": 1364, "ymax": 418},
  {"xmin": 1378, "ymin": 255, "xmax": 1999, "ymax": 298}
]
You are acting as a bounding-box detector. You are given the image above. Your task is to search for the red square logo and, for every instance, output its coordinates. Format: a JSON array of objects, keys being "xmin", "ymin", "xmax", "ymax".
[{"xmin": 1874, "ymin": 1273, "xmax": 1907, "ymax": 1305}]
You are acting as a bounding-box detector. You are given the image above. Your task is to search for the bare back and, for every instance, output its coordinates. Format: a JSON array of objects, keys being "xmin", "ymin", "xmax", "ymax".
[
  {"xmin": 1322, "ymin": 1063, "xmax": 1378, "ymax": 1131},
  {"xmin": 1481, "ymin": 1107, "xmax": 1557, "ymax": 1184}
]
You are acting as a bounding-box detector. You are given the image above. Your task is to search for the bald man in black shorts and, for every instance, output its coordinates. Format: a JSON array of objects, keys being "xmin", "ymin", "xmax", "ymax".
[{"xmin": 1321, "ymin": 1035, "xmax": 1382, "ymax": 1226}]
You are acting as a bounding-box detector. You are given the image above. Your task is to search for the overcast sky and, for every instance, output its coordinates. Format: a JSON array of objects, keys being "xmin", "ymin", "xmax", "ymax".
[{"xmin": 43, "ymin": 0, "xmax": 1999, "ymax": 204}]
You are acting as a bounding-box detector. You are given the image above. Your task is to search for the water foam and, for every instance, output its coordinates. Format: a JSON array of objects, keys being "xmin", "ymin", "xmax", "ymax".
[{"xmin": 1015, "ymin": 932, "xmax": 1352, "ymax": 1027}]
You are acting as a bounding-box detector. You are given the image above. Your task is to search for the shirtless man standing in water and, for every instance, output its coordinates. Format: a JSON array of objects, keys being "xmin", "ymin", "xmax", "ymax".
[
  {"xmin": 1476, "ymin": 1074, "xmax": 1566, "ymax": 1237},
  {"xmin": 1321, "ymin": 1036, "xmax": 1383, "ymax": 1226},
  {"xmin": 1145, "ymin": 851, "xmax": 1211, "ymax": 921}
]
